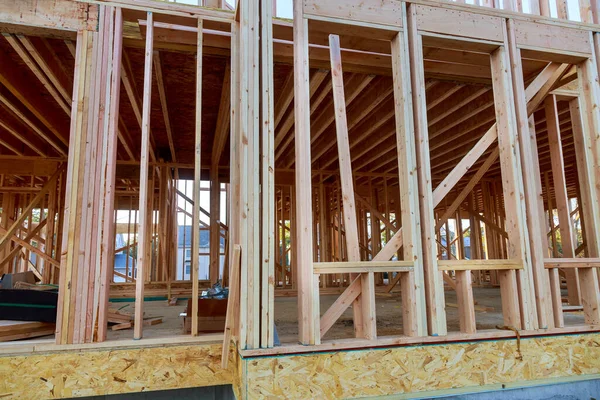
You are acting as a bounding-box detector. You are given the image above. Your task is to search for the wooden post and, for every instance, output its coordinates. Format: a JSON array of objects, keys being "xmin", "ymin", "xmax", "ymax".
[
  {"xmin": 229, "ymin": 20, "xmax": 240, "ymax": 339},
  {"xmin": 329, "ymin": 34, "xmax": 375, "ymax": 339},
  {"xmin": 56, "ymin": 29, "xmax": 91, "ymax": 345},
  {"xmin": 405, "ymin": 4, "xmax": 445, "ymax": 336},
  {"xmin": 97, "ymin": 6, "xmax": 123, "ymax": 342},
  {"xmin": 191, "ymin": 18, "xmax": 203, "ymax": 337},
  {"xmin": 390, "ymin": 4, "xmax": 427, "ymax": 337},
  {"xmin": 574, "ymin": 46, "xmax": 600, "ymax": 325},
  {"xmin": 506, "ymin": 19, "xmax": 554, "ymax": 329},
  {"xmin": 490, "ymin": 31, "xmax": 537, "ymax": 330},
  {"xmin": 260, "ymin": 0, "xmax": 275, "ymax": 349},
  {"xmin": 133, "ymin": 11, "xmax": 153, "ymax": 340},
  {"xmin": 545, "ymin": 95, "xmax": 581, "ymax": 306},
  {"xmin": 293, "ymin": 0, "xmax": 319, "ymax": 345}
]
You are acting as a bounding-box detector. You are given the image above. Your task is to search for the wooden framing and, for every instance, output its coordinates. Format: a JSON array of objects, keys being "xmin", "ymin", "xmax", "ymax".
[
  {"xmin": 191, "ymin": 18, "xmax": 203, "ymax": 337},
  {"xmin": 328, "ymin": 33, "xmax": 376, "ymax": 339},
  {"xmin": 293, "ymin": 0, "xmax": 319, "ymax": 346},
  {"xmin": 3, "ymin": 1, "xmax": 600, "ymax": 387},
  {"xmin": 132, "ymin": 11, "xmax": 153, "ymax": 340},
  {"xmin": 260, "ymin": 0, "xmax": 275, "ymax": 349},
  {"xmin": 406, "ymin": 3, "xmax": 446, "ymax": 337},
  {"xmin": 490, "ymin": 30, "xmax": 536, "ymax": 330}
]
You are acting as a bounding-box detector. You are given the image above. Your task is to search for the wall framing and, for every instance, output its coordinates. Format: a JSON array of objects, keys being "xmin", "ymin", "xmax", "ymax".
[{"xmin": 2, "ymin": 0, "xmax": 600, "ymax": 398}]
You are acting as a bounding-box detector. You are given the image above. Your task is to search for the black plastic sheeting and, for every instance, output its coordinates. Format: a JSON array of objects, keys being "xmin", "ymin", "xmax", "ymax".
[{"xmin": 0, "ymin": 289, "xmax": 58, "ymax": 322}]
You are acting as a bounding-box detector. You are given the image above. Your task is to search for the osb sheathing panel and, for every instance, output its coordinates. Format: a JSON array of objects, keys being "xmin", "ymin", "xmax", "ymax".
[
  {"xmin": 2, "ymin": 334, "xmax": 600, "ymax": 399},
  {"xmin": 0, "ymin": 343, "xmax": 231, "ymax": 399},
  {"xmin": 245, "ymin": 334, "xmax": 600, "ymax": 399}
]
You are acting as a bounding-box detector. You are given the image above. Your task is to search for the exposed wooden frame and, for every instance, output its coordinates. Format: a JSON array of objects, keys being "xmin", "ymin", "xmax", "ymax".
[
  {"xmin": 314, "ymin": 261, "xmax": 414, "ymax": 274},
  {"xmin": 406, "ymin": 3, "xmax": 447, "ymax": 336},
  {"xmin": 390, "ymin": 5, "xmax": 426, "ymax": 337},
  {"xmin": 133, "ymin": 11, "xmax": 154, "ymax": 340},
  {"xmin": 152, "ymin": 50, "xmax": 177, "ymax": 163},
  {"xmin": 0, "ymin": 166, "xmax": 63, "ymax": 252},
  {"xmin": 438, "ymin": 260, "xmax": 523, "ymax": 271},
  {"xmin": 97, "ymin": 5, "xmax": 123, "ymax": 342},
  {"xmin": 260, "ymin": 0, "xmax": 275, "ymax": 349},
  {"xmin": 544, "ymin": 94, "xmax": 581, "ymax": 306},
  {"xmin": 490, "ymin": 29, "xmax": 536, "ymax": 330},
  {"xmin": 293, "ymin": 0, "xmax": 319, "ymax": 345},
  {"xmin": 328, "ymin": 33, "xmax": 376, "ymax": 340},
  {"xmin": 545, "ymin": 258, "xmax": 600, "ymax": 268},
  {"xmin": 506, "ymin": 18, "xmax": 554, "ymax": 330},
  {"xmin": 191, "ymin": 18, "xmax": 203, "ymax": 337},
  {"xmin": 4, "ymin": 0, "xmax": 600, "ymax": 357}
]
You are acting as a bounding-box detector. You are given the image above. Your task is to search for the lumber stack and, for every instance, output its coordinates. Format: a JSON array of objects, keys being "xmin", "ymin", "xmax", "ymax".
[{"xmin": 0, "ymin": 320, "xmax": 55, "ymax": 342}]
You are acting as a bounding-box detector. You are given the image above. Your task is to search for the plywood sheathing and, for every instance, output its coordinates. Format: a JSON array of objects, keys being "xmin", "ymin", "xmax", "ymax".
[
  {"xmin": 0, "ymin": 343, "xmax": 229, "ymax": 399},
  {"xmin": 245, "ymin": 333, "xmax": 600, "ymax": 399},
  {"xmin": 1, "ymin": 333, "xmax": 600, "ymax": 399}
]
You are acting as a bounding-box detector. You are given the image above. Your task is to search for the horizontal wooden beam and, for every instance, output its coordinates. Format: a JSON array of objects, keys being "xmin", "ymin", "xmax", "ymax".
[
  {"xmin": 0, "ymin": 0, "xmax": 97, "ymax": 32},
  {"xmin": 438, "ymin": 259, "xmax": 522, "ymax": 271},
  {"xmin": 84, "ymin": 0, "xmax": 234, "ymax": 22},
  {"xmin": 313, "ymin": 261, "xmax": 413, "ymax": 274},
  {"xmin": 544, "ymin": 258, "xmax": 600, "ymax": 269}
]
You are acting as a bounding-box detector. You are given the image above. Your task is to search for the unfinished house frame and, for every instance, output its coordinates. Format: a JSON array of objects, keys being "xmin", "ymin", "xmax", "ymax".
[{"xmin": 2, "ymin": 0, "xmax": 600, "ymax": 398}]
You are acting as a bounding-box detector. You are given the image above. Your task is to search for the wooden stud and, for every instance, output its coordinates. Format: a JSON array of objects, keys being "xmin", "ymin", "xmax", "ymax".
[
  {"xmin": 490, "ymin": 33, "xmax": 536, "ymax": 330},
  {"xmin": 506, "ymin": 19, "xmax": 554, "ymax": 329},
  {"xmin": 406, "ymin": 4, "xmax": 446, "ymax": 336},
  {"xmin": 133, "ymin": 11, "xmax": 154, "ymax": 340},
  {"xmin": 97, "ymin": 6, "xmax": 123, "ymax": 343},
  {"xmin": 390, "ymin": 5, "xmax": 427, "ymax": 337},
  {"xmin": 545, "ymin": 94, "xmax": 581, "ymax": 306},
  {"xmin": 293, "ymin": 0, "xmax": 319, "ymax": 346},
  {"xmin": 574, "ymin": 44, "xmax": 600, "ymax": 325},
  {"xmin": 329, "ymin": 34, "xmax": 375, "ymax": 340},
  {"xmin": 191, "ymin": 18, "xmax": 203, "ymax": 337},
  {"xmin": 260, "ymin": 0, "xmax": 275, "ymax": 349}
]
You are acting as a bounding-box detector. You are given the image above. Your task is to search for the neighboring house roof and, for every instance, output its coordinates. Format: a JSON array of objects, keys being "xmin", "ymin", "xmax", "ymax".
[
  {"xmin": 114, "ymin": 253, "xmax": 135, "ymax": 270},
  {"xmin": 177, "ymin": 226, "xmax": 225, "ymax": 248}
]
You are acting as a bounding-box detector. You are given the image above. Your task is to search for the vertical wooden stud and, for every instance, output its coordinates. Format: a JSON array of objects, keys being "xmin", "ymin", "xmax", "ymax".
[
  {"xmin": 133, "ymin": 11, "xmax": 154, "ymax": 340},
  {"xmin": 490, "ymin": 28, "xmax": 537, "ymax": 330},
  {"xmin": 506, "ymin": 19, "xmax": 554, "ymax": 329},
  {"xmin": 293, "ymin": 0, "xmax": 319, "ymax": 345},
  {"xmin": 390, "ymin": 3, "xmax": 428, "ymax": 337},
  {"xmin": 260, "ymin": 0, "xmax": 276, "ymax": 349},
  {"xmin": 329, "ymin": 34, "xmax": 375, "ymax": 339},
  {"xmin": 405, "ymin": 3, "xmax": 445, "ymax": 336},
  {"xmin": 191, "ymin": 18, "xmax": 203, "ymax": 337}
]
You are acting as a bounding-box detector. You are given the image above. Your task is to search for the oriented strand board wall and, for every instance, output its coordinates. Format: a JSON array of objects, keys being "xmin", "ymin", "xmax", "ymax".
[
  {"xmin": 0, "ymin": 343, "xmax": 231, "ymax": 399},
  {"xmin": 245, "ymin": 334, "xmax": 600, "ymax": 399},
  {"xmin": 2, "ymin": 334, "xmax": 600, "ymax": 399}
]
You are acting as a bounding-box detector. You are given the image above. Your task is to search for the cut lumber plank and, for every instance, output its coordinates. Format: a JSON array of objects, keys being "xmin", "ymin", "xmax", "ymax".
[
  {"xmin": 143, "ymin": 317, "xmax": 162, "ymax": 326},
  {"xmin": 111, "ymin": 322, "xmax": 132, "ymax": 331},
  {"xmin": 0, "ymin": 320, "xmax": 55, "ymax": 342}
]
